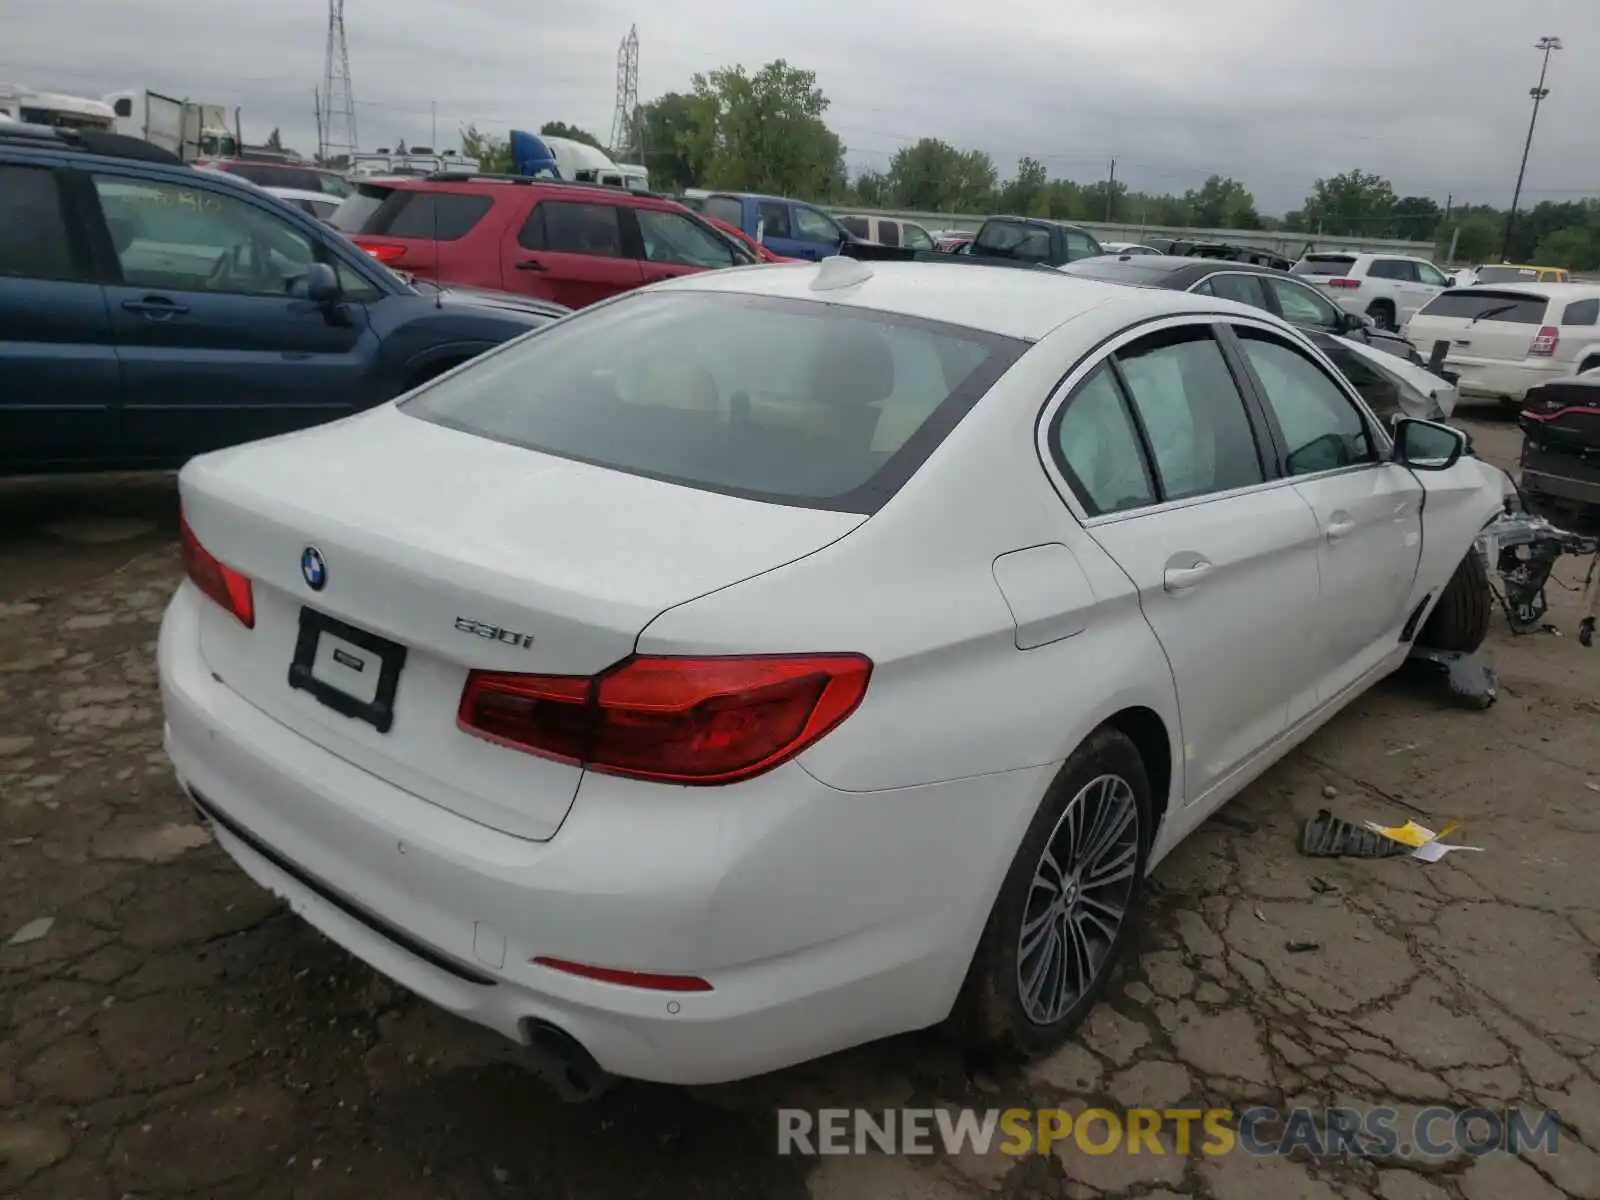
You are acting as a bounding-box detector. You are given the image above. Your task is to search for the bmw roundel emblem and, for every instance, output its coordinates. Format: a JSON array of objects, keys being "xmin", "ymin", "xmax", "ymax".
[{"xmin": 301, "ymin": 546, "xmax": 327, "ymax": 591}]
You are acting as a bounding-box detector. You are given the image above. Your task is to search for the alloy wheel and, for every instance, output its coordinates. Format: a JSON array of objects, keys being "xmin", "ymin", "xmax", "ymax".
[{"xmin": 1016, "ymin": 773, "xmax": 1141, "ymax": 1024}]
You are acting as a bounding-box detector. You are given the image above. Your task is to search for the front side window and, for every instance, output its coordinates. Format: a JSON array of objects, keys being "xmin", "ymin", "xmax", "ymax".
[
  {"xmin": 1367, "ymin": 259, "xmax": 1418, "ymax": 282},
  {"xmin": 903, "ymin": 224, "xmax": 935, "ymax": 251},
  {"xmin": 401, "ymin": 291, "xmax": 1024, "ymax": 512},
  {"xmin": 1050, "ymin": 364, "xmax": 1155, "ymax": 515},
  {"xmin": 1063, "ymin": 229, "xmax": 1102, "ymax": 261},
  {"xmin": 1237, "ymin": 329, "xmax": 1375, "ymax": 476},
  {"xmin": 1114, "ymin": 327, "xmax": 1265, "ymax": 500},
  {"xmin": 521, "ymin": 201, "xmax": 624, "ymax": 257},
  {"xmin": 0, "ymin": 165, "xmax": 81, "ymax": 282},
  {"xmin": 1266, "ymin": 277, "xmax": 1342, "ymax": 329},
  {"xmin": 1415, "ymin": 261, "xmax": 1448, "ymax": 287},
  {"xmin": 635, "ymin": 209, "xmax": 734, "ymax": 269},
  {"xmin": 93, "ymin": 175, "xmax": 317, "ymax": 297},
  {"xmin": 792, "ymin": 205, "xmax": 840, "ymax": 242}
]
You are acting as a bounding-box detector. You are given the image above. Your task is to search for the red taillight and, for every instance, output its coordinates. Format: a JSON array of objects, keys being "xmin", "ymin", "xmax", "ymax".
[
  {"xmin": 458, "ymin": 653, "xmax": 872, "ymax": 785},
  {"xmin": 353, "ymin": 239, "xmax": 405, "ymax": 264},
  {"xmin": 178, "ymin": 513, "xmax": 254, "ymax": 629},
  {"xmin": 1326, "ymin": 278, "xmax": 1361, "ymax": 289},
  {"xmin": 1529, "ymin": 325, "xmax": 1559, "ymax": 357},
  {"xmin": 532, "ymin": 957, "xmax": 712, "ymax": 992}
]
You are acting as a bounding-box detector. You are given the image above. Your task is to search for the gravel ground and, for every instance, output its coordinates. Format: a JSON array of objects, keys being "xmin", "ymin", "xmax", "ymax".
[{"xmin": 1, "ymin": 415, "xmax": 1597, "ymax": 1199}]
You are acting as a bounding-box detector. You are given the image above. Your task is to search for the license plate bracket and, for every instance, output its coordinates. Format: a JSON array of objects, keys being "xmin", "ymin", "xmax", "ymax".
[{"xmin": 288, "ymin": 607, "xmax": 408, "ymax": 733}]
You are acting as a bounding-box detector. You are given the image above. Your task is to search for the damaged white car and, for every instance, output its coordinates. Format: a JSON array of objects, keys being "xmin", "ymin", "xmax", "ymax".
[{"xmin": 159, "ymin": 257, "xmax": 1508, "ymax": 1091}]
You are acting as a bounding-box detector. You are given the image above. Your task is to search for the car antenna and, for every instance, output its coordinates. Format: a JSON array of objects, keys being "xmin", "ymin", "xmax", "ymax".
[{"xmin": 432, "ymin": 181, "xmax": 443, "ymax": 309}]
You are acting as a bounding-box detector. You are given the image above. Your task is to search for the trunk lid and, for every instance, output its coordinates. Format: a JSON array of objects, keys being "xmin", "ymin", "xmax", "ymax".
[
  {"xmin": 179, "ymin": 405, "xmax": 864, "ymax": 840},
  {"xmin": 1405, "ymin": 288, "xmax": 1552, "ymax": 365}
]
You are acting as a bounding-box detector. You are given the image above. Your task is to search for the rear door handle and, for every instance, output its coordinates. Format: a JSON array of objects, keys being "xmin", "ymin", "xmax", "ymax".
[
  {"xmin": 1326, "ymin": 516, "xmax": 1357, "ymax": 542},
  {"xmin": 515, "ymin": 258, "xmax": 547, "ymax": 272},
  {"xmin": 1162, "ymin": 560, "xmax": 1212, "ymax": 593},
  {"xmin": 122, "ymin": 296, "xmax": 190, "ymax": 318}
]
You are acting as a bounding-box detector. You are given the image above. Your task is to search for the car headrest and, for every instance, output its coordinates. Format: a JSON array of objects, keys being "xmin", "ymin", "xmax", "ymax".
[{"xmin": 809, "ymin": 327, "xmax": 896, "ymax": 409}]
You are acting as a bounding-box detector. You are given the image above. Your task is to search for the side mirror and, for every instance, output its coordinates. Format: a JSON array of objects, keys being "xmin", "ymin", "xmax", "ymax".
[
  {"xmin": 1338, "ymin": 310, "xmax": 1366, "ymax": 334},
  {"xmin": 306, "ymin": 262, "xmax": 341, "ymax": 305},
  {"xmin": 1446, "ymin": 276, "xmax": 1457, "ymax": 288},
  {"xmin": 1392, "ymin": 418, "xmax": 1466, "ymax": 471}
]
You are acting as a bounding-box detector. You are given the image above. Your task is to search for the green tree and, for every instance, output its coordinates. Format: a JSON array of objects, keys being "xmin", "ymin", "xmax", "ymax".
[
  {"xmin": 636, "ymin": 93, "xmax": 697, "ymax": 190},
  {"xmin": 539, "ymin": 121, "xmax": 604, "ymax": 150},
  {"xmin": 682, "ymin": 60, "xmax": 845, "ymax": 198},
  {"xmin": 265, "ymin": 127, "xmax": 284, "ymax": 151},
  {"xmin": 996, "ymin": 156, "xmax": 1048, "ymax": 216},
  {"xmin": 1183, "ymin": 175, "xmax": 1260, "ymax": 230},
  {"xmin": 850, "ymin": 168, "xmax": 889, "ymax": 208},
  {"xmin": 1391, "ymin": 196, "xmax": 1442, "ymax": 242},
  {"xmin": 458, "ymin": 124, "xmax": 513, "ymax": 173},
  {"xmin": 884, "ymin": 138, "xmax": 996, "ymax": 212},
  {"xmin": 1532, "ymin": 225, "xmax": 1600, "ymax": 271},
  {"xmin": 1438, "ymin": 208, "xmax": 1503, "ymax": 265},
  {"xmin": 1299, "ymin": 169, "xmax": 1396, "ymax": 237}
]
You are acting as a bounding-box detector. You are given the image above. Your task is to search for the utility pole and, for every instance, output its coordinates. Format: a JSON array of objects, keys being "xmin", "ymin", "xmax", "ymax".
[
  {"xmin": 431, "ymin": 99, "xmax": 437, "ymax": 150},
  {"xmin": 1503, "ymin": 35, "xmax": 1563, "ymax": 262},
  {"xmin": 1106, "ymin": 158, "xmax": 1117, "ymax": 223}
]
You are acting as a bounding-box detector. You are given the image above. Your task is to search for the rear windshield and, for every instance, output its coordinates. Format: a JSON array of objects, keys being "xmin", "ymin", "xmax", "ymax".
[
  {"xmin": 225, "ymin": 162, "xmax": 350, "ymax": 197},
  {"xmin": 1059, "ymin": 257, "xmax": 1177, "ymax": 284},
  {"xmin": 1416, "ymin": 289, "xmax": 1549, "ymax": 324},
  {"xmin": 1292, "ymin": 255, "xmax": 1356, "ymax": 276},
  {"xmin": 975, "ymin": 221, "xmax": 1055, "ymax": 261},
  {"xmin": 401, "ymin": 291, "xmax": 1027, "ymax": 513},
  {"xmin": 1473, "ymin": 266, "xmax": 1541, "ymax": 285},
  {"xmin": 328, "ymin": 185, "xmax": 492, "ymax": 241}
]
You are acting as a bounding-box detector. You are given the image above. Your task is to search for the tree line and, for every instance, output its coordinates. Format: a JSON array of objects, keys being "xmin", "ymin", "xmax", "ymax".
[{"xmin": 462, "ymin": 59, "xmax": 1600, "ymax": 271}]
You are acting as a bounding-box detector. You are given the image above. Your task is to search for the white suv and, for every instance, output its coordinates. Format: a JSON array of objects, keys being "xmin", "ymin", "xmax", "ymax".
[
  {"xmin": 1292, "ymin": 253, "xmax": 1456, "ymax": 332},
  {"xmin": 1403, "ymin": 283, "xmax": 1600, "ymax": 408}
]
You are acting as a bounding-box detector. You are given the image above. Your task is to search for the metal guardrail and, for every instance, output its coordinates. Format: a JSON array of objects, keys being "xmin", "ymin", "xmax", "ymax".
[{"xmin": 820, "ymin": 205, "xmax": 1438, "ymax": 259}]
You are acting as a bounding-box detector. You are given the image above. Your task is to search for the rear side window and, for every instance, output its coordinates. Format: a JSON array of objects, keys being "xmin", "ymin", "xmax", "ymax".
[
  {"xmin": 1198, "ymin": 273, "xmax": 1268, "ymax": 310},
  {"xmin": 877, "ymin": 221, "xmax": 900, "ymax": 247},
  {"xmin": 400, "ymin": 291, "xmax": 1025, "ymax": 513},
  {"xmin": 1417, "ymin": 289, "xmax": 1549, "ymax": 324},
  {"xmin": 1293, "ymin": 255, "xmax": 1356, "ymax": 277},
  {"xmin": 328, "ymin": 185, "xmax": 391, "ymax": 232},
  {"xmin": 0, "ymin": 165, "xmax": 80, "ymax": 282},
  {"xmin": 701, "ymin": 195, "xmax": 744, "ymax": 227},
  {"xmin": 759, "ymin": 201, "xmax": 793, "ymax": 240},
  {"xmin": 1562, "ymin": 298, "xmax": 1599, "ymax": 327},
  {"xmin": 838, "ymin": 216, "xmax": 869, "ymax": 238},
  {"xmin": 1051, "ymin": 364, "xmax": 1156, "ymax": 515},
  {"xmin": 520, "ymin": 201, "xmax": 624, "ymax": 257},
  {"xmin": 1114, "ymin": 327, "xmax": 1264, "ymax": 500}
]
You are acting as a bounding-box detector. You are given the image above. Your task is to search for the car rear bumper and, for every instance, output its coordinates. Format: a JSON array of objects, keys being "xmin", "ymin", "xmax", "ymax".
[
  {"xmin": 1431, "ymin": 358, "xmax": 1565, "ymax": 404},
  {"xmin": 158, "ymin": 584, "xmax": 1050, "ymax": 1084},
  {"xmin": 1521, "ymin": 446, "xmax": 1600, "ymax": 506}
]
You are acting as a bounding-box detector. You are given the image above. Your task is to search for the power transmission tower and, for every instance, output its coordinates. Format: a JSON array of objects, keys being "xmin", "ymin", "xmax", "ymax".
[
  {"xmin": 319, "ymin": 0, "xmax": 359, "ymax": 164},
  {"xmin": 609, "ymin": 25, "xmax": 640, "ymax": 161}
]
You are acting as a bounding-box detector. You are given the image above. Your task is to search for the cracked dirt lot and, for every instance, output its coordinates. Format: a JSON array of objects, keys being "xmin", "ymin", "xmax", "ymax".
[{"xmin": 2, "ymin": 415, "xmax": 1598, "ymax": 1200}]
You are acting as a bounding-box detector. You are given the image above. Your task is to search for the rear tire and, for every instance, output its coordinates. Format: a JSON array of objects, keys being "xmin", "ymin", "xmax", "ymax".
[
  {"xmin": 1366, "ymin": 301, "xmax": 1397, "ymax": 332},
  {"xmin": 953, "ymin": 727, "xmax": 1153, "ymax": 1057},
  {"xmin": 1419, "ymin": 550, "xmax": 1492, "ymax": 653}
]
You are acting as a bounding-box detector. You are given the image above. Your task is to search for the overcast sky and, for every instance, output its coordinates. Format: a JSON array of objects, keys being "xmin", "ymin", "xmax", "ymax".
[{"xmin": 6, "ymin": 0, "xmax": 1595, "ymax": 213}]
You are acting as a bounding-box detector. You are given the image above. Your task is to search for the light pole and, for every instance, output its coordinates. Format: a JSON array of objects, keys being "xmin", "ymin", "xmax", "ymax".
[{"xmin": 1501, "ymin": 35, "xmax": 1562, "ymax": 261}]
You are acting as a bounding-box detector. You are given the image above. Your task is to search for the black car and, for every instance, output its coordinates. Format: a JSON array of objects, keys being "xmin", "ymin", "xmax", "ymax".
[
  {"xmin": 1519, "ymin": 373, "xmax": 1600, "ymax": 516},
  {"xmin": 1059, "ymin": 254, "xmax": 1419, "ymax": 361}
]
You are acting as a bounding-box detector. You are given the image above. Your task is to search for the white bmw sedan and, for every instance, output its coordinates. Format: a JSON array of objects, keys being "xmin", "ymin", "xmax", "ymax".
[{"xmin": 159, "ymin": 256, "xmax": 1506, "ymax": 1087}]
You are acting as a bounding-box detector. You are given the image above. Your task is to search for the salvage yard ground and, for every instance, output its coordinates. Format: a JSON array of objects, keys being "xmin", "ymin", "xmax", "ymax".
[{"xmin": 1, "ymin": 415, "xmax": 1597, "ymax": 1200}]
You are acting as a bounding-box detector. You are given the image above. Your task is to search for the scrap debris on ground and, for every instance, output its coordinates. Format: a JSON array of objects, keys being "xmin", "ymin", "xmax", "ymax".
[{"xmin": 1, "ymin": 415, "xmax": 1596, "ymax": 1199}]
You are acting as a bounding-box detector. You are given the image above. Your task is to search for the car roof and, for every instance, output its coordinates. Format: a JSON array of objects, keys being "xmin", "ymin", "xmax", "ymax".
[
  {"xmin": 360, "ymin": 173, "xmax": 679, "ymax": 206},
  {"xmin": 649, "ymin": 258, "xmax": 1258, "ymax": 341}
]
